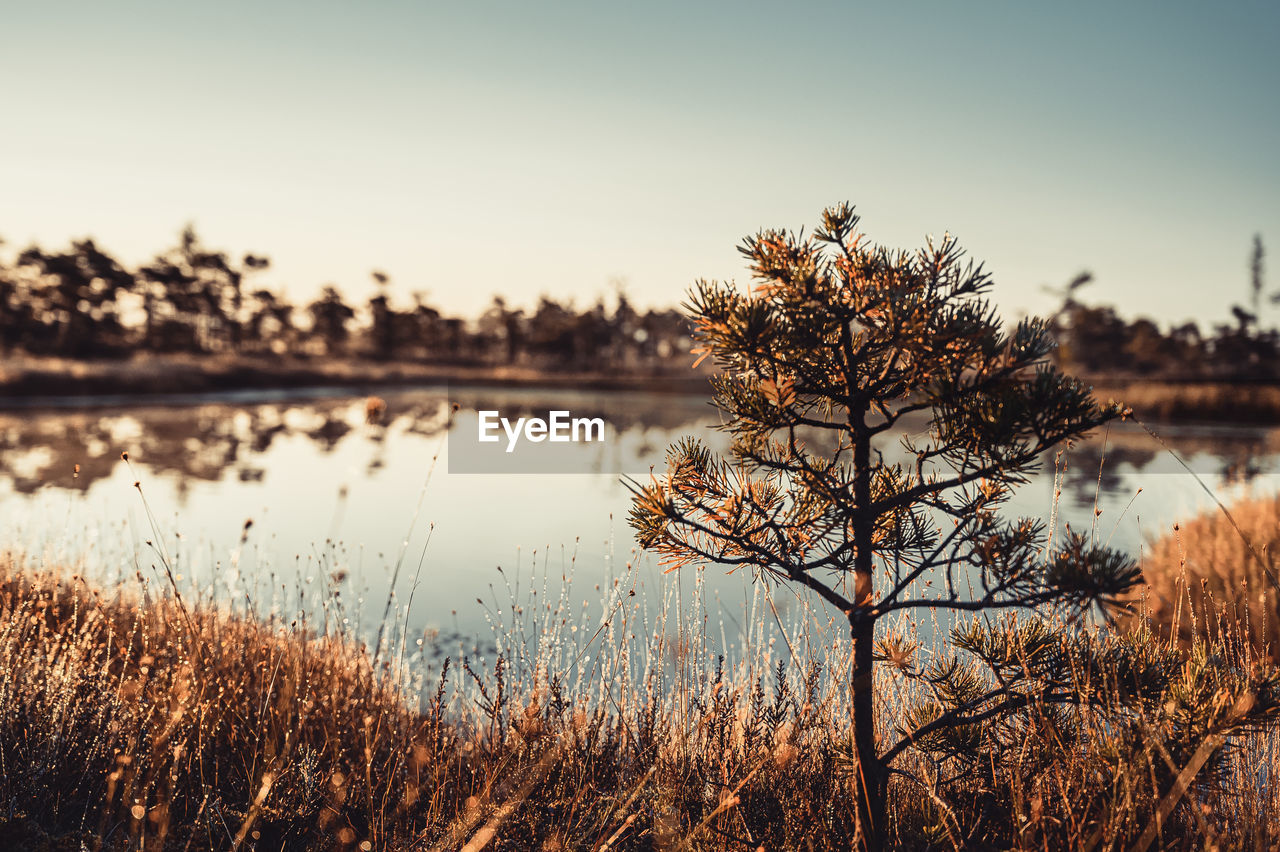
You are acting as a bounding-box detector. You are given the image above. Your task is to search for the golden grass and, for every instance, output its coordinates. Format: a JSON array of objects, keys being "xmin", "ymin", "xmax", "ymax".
[
  {"xmin": 1126, "ymin": 491, "xmax": 1280, "ymax": 662},
  {"xmin": 1094, "ymin": 380, "xmax": 1280, "ymax": 424},
  {"xmin": 0, "ymin": 555, "xmax": 860, "ymax": 850},
  {"xmin": 4, "ymin": 548, "xmax": 1280, "ymax": 851},
  {"xmin": 0, "ymin": 559, "xmax": 426, "ymax": 849}
]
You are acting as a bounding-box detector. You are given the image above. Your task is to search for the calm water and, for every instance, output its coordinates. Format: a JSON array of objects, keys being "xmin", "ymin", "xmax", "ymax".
[{"xmin": 2, "ymin": 385, "xmax": 1278, "ymax": 651}]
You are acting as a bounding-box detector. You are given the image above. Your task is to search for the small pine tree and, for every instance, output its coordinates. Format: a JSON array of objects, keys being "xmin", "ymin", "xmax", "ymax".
[{"xmin": 628, "ymin": 203, "xmax": 1149, "ymax": 847}]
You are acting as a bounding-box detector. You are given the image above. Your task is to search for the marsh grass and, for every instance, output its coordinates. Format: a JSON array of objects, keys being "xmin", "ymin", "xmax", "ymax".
[
  {"xmin": 4, "ymin": 445, "xmax": 1280, "ymax": 851},
  {"xmin": 0, "ymin": 551, "xmax": 860, "ymax": 851},
  {"xmin": 1126, "ymin": 490, "xmax": 1280, "ymax": 663},
  {"xmin": 4, "ymin": 535, "xmax": 1280, "ymax": 851},
  {"xmin": 1089, "ymin": 380, "xmax": 1280, "ymax": 424}
]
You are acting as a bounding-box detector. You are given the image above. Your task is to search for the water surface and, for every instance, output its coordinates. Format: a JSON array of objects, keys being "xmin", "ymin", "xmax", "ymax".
[{"xmin": 2, "ymin": 385, "xmax": 1276, "ymax": 652}]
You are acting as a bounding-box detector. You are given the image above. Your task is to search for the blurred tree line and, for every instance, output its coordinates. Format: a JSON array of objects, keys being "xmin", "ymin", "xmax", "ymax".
[
  {"xmin": 1051, "ymin": 235, "xmax": 1278, "ymax": 381},
  {"xmin": 0, "ymin": 227, "xmax": 691, "ymax": 371},
  {"xmin": 6, "ymin": 224, "xmax": 1272, "ymax": 383}
]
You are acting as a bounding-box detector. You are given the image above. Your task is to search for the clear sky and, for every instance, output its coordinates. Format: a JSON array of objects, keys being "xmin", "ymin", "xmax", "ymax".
[{"xmin": 2, "ymin": 0, "xmax": 1277, "ymax": 324}]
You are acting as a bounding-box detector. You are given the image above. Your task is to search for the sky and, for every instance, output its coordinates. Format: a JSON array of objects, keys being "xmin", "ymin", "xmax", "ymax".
[{"xmin": 2, "ymin": 0, "xmax": 1277, "ymax": 325}]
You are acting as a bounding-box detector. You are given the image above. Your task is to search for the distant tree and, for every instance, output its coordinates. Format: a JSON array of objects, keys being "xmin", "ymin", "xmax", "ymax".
[
  {"xmin": 14, "ymin": 239, "xmax": 136, "ymax": 357},
  {"xmin": 137, "ymin": 226, "xmax": 268, "ymax": 353},
  {"xmin": 1054, "ymin": 302, "xmax": 1130, "ymax": 373},
  {"xmin": 441, "ymin": 317, "xmax": 467, "ymax": 360},
  {"xmin": 609, "ymin": 288, "xmax": 640, "ymax": 366},
  {"xmin": 1043, "ymin": 270, "xmax": 1094, "ymax": 320},
  {"xmin": 477, "ymin": 296, "xmax": 525, "ymax": 364},
  {"xmin": 1195, "ymin": 235, "xmax": 1280, "ymax": 379},
  {"xmin": 628, "ymin": 204, "xmax": 1145, "ymax": 847},
  {"xmin": 0, "ymin": 223, "xmax": 690, "ymax": 370},
  {"xmin": 1045, "ymin": 248, "xmax": 1280, "ymax": 381},
  {"xmin": 245, "ymin": 289, "xmax": 294, "ymax": 354},
  {"xmin": 307, "ymin": 285, "xmax": 356, "ymax": 355},
  {"xmin": 0, "ymin": 237, "xmax": 25, "ymax": 355},
  {"xmin": 409, "ymin": 292, "xmax": 445, "ymax": 359},
  {"xmin": 234, "ymin": 253, "xmax": 271, "ymax": 350},
  {"xmin": 574, "ymin": 298, "xmax": 613, "ymax": 366},
  {"xmin": 1122, "ymin": 317, "xmax": 1186, "ymax": 375},
  {"xmin": 1167, "ymin": 321, "xmax": 1205, "ymax": 369},
  {"xmin": 526, "ymin": 296, "xmax": 584, "ymax": 367},
  {"xmin": 638, "ymin": 307, "xmax": 692, "ymax": 363},
  {"xmin": 1251, "ymin": 233, "xmax": 1266, "ymax": 312},
  {"xmin": 367, "ymin": 270, "xmax": 396, "ymax": 361}
]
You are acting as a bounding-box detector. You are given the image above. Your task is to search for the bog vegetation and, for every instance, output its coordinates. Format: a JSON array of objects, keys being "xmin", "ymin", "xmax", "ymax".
[
  {"xmin": 1125, "ymin": 490, "xmax": 1280, "ymax": 661},
  {"xmin": 4, "ymin": 209, "xmax": 1280, "ymax": 850},
  {"xmin": 3, "ymin": 535, "xmax": 1280, "ymax": 851}
]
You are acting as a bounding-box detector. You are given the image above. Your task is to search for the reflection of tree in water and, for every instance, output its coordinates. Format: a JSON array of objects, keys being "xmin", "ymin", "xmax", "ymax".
[
  {"xmin": 1141, "ymin": 430, "xmax": 1278, "ymax": 483},
  {"xmin": 1220, "ymin": 442, "xmax": 1270, "ymax": 483},
  {"xmin": 8, "ymin": 395, "xmax": 1279, "ymax": 502},
  {"xmin": 1055, "ymin": 424, "xmax": 1280, "ymax": 507},
  {"xmin": 359, "ymin": 403, "xmax": 439, "ymax": 475},
  {"xmin": 307, "ymin": 417, "xmax": 352, "ymax": 452},
  {"xmin": 0, "ymin": 396, "xmax": 450, "ymax": 496},
  {"xmin": 1057, "ymin": 445, "xmax": 1158, "ymax": 507},
  {"xmin": 250, "ymin": 421, "xmax": 287, "ymax": 453}
]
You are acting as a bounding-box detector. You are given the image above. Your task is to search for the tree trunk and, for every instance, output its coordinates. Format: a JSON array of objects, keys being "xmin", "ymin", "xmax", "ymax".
[
  {"xmin": 851, "ymin": 612, "xmax": 884, "ymax": 849},
  {"xmin": 143, "ymin": 292, "xmax": 154, "ymax": 349},
  {"xmin": 851, "ymin": 419, "xmax": 884, "ymax": 849}
]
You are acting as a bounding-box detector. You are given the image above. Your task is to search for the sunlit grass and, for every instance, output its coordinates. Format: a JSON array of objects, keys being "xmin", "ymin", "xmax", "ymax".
[
  {"xmin": 5, "ymin": 535, "xmax": 1280, "ymax": 850},
  {"xmin": 1127, "ymin": 490, "xmax": 1280, "ymax": 662}
]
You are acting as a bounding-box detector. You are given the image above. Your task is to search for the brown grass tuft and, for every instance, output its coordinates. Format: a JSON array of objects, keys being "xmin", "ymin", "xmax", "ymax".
[
  {"xmin": 3, "ymin": 550, "xmax": 1280, "ymax": 850},
  {"xmin": 1126, "ymin": 491, "xmax": 1280, "ymax": 662}
]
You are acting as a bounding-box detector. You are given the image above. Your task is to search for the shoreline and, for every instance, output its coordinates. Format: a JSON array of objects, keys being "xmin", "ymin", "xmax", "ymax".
[
  {"xmin": 0, "ymin": 354, "xmax": 712, "ymax": 410},
  {"xmin": 1086, "ymin": 378, "xmax": 1280, "ymax": 425},
  {"xmin": 3, "ymin": 355, "xmax": 1280, "ymax": 424}
]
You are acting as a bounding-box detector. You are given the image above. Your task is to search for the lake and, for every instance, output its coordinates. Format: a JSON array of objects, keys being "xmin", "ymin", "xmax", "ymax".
[{"xmin": 2, "ymin": 384, "xmax": 1277, "ymax": 658}]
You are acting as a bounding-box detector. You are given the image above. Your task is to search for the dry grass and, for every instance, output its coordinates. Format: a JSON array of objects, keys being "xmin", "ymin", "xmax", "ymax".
[
  {"xmin": 0, "ymin": 555, "xmax": 860, "ymax": 850},
  {"xmin": 0, "ymin": 354, "xmax": 708, "ymax": 402},
  {"xmin": 3, "ymin": 546, "xmax": 1280, "ymax": 851},
  {"xmin": 1092, "ymin": 379, "xmax": 1280, "ymax": 424},
  {"xmin": 1125, "ymin": 491, "xmax": 1280, "ymax": 662},
  {"xmin": 0, "ymin": 558, "xmax": 426, "ymax": 849}
]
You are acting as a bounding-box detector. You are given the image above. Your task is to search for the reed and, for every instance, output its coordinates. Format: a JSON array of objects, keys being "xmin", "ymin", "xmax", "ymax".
[
  {"xmin": 2, "ymin": 544, "xmax": 1279, "ymax": 850},
  {"xmin": 1125, "ymin": 490, "xmax": 1280, "ymax": 662}
]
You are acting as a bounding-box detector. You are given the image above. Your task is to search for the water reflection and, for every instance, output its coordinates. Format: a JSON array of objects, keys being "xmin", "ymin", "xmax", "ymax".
[
  {"xmin": 1, "ymin": 387, "xmax": 1279, "ymax": 652},
  {"xmin": 0, "ymin": 395, "xmax": 454, "ymax": 496},
  {"xmin": 0, "ymin": 387, "xmax": 722, "ymax": 495}
]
